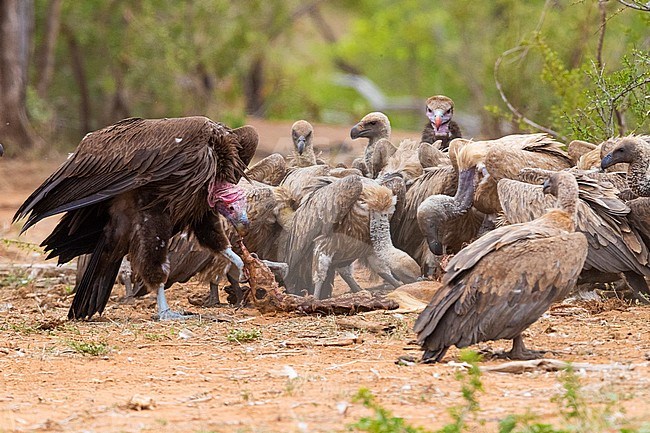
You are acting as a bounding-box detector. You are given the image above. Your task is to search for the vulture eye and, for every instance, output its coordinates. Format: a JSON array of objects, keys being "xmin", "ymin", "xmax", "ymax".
[
  {"xmin": 426, "ymin": 107, "xmax": 432, "ymax": 113},
  {"xmin": 446, "ymin": 109, "xmax": 452, "ymax": 114},
  {"xmin": 369, "ymin": 121, "xmax": 377, "ymax": 126},
  {"xmin": 228, "ymin": 205, "xmax": 235, "ymax": 211},
  {"xmin": 306, "ymin": 132, "xmax": 312, "ymax": 137}
]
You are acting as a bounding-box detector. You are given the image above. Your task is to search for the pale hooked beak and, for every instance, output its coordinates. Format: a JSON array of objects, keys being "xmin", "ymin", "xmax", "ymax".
[{"xmin": 297, "ymin": 136, "xmax": 306, "ymax": 154}]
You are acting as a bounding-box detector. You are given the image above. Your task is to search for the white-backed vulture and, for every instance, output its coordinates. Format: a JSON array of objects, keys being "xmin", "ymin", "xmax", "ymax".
[
  {"xmin": 498, "ymin": 168, "xmax": 650, "ymax": 301},
  {"xmin": 416, "ymin": 167, "xmax": 485, "ymax": 256},
  {"xmin": 284, "ymin": 175, "xmax": 419, "ymax": 299},
  {"xmin": 287, "ymin": 120, "xmax": 327, "ymax": 168},
  {"xmin": 14, "ymin": 116, "xmax": 257, "ymax": 320},
  {"xmin": 420, "ymin": 95, "xmax": 462, "ymax": 150},
  {"xmin": 414, "ymin": 171, "xmax": 588, "ymax": 363},
  {"xmin": 601, "ymin": 135, "xmax": 650, "ymax": 196},
  {"xmin": 377, "ymin": 139, "xmax": 424, "ymax": 185},
  {"xmin": 350, "ymin": 112, "xmax": 395, "ymax": 178},
  {"xmin": 455, "ymin": 133, "xmax": 573, "ymax": 215},
  {"xmin": 418, "ymin": 141, "xmax": 450, "ymax": 168}
]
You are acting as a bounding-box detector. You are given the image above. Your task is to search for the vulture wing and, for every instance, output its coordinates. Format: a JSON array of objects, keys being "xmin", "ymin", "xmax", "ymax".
[
  {"xmin": 14, "ymin": 117, "xmax": 255, "ymax": 231},
  {"xmin": 284, "ymin": 175, "xmax": 364, "ymax": 292},
  {"xmin": 245, "ymin": 153, "xmax": 287, "ymax": 186},
  {"xmin": 414, "ymin": 223, "xmax": 587, "ymax": 352}
]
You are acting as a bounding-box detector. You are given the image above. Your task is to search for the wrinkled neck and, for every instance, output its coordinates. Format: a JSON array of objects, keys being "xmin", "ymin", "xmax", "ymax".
[{"xmin": 453, "ymin": 167, "xmax": 477, "ymax": 212}]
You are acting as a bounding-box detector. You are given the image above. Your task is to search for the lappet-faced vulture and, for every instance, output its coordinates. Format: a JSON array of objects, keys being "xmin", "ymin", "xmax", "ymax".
[
  {"xmin": 414, "ymin": 171, "xmax": 588, "ymax": 363},
  {"xmin": 284, "ymin": 175, "xmax": 419, "ymax": 299},
  {"xmin": 14, "ymin": 116, "xmax": 257, "ymax": 320},
  {"xmin": 350, "ymin": 112, "xmax": 395, "ymax": 178},
  {"xmin": 420, "ymin": 95, "xmax": 462, "ymax": 150},
  {"xmin": 499, "ymin": 167, "xmax": 650, "ymax": 301}
]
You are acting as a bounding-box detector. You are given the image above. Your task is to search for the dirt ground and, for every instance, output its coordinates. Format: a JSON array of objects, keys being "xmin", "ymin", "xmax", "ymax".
[{"xmin": 2, "ymin": 124, "xmax": 650, "ymax": 432}]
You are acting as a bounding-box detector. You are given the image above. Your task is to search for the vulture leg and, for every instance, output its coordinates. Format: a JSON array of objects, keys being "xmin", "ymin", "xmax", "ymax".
[
  {"xmin": 312, "ymin": 250, "xmax": 333, "ymax": 300},
  {"xmin": 221, "ymin": 247, "xmax": 246, "ymax": 283},
  {"xmin": 366, "ymin": 254, "xmax": 402, "ymax": 289},
  {"xmin": 506, "ymin": 335, "xmax": 548, "ymax": 360},
  {"xmin": 156, "ymin": 284, "xmax": 193, "ymax": 320},
  {"xmin": 421, "ymin": 347, "xmax": 449, "ymax": 364},
  {"xmin": 337, "ymin": 264, "xmax": 363, "ymax": 293},
  {"xmin": 622, "ymin": 272, "xmax": 650, "ymax": 304},
  {"xmin": 224, "ymin": 272, "xmax": 245, "ymax": 305},
  {"xmin": 206, "ymin": 280, "xmax": 222, "ymax": 307}
]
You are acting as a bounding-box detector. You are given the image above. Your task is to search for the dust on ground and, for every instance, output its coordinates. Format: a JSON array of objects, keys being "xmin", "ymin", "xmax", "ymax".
[{"xmin": 2, "ymin": 123, "xmax": 650, "ymax": 432}]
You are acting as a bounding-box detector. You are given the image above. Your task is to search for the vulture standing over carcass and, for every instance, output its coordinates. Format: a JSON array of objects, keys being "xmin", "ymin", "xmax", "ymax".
[
  {"xmin": 420, "ymin": 95, "xmax": 462, "ymax": 150},
  {"xmin": 284, "ymin": 175, "xmax": 419, "ymax": 299},
  {"xmin": 414, "ymin": 171, "xmax": 588, "ymax": 362},
  {"xmin": 14, "ymin": 116, "xmax": 257, "ymax": 320},
  {"xmin": 350, "ymin": 112, "xmax": 395, "ymax": 178},
  {"xmin": 499, "ymin": 168, "xmax": 650, "ymax": 301}
]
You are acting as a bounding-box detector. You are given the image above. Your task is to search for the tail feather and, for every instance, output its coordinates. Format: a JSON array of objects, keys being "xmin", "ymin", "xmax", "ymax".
[{"xmin": 68, "ymin": 236, "xmax": 124, "ymax": 320}]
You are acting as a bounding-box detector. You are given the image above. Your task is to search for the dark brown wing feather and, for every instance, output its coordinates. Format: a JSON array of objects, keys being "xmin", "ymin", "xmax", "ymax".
[{"xmin": 15, "ymin": 117, "xmax": 248, "ymax": 231}]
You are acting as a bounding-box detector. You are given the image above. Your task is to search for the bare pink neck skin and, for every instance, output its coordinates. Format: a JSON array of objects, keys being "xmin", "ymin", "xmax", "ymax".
[{"xmin": 208, "ymin": 181, "xmax": 246, "ymax": 207}]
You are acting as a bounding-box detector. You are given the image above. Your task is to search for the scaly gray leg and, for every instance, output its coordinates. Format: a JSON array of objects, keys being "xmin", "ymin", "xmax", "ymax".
[
  {"xmin": 221, "ymin": 247, "xmax": 246, "ymax": 282},
  {"xmin": 337, "ymin": 264, "xmax": 363, "ymax": 293},
  {"xmin": 313, "ymin": 251, "xmax": 333, "ymax": 300},
  {"xmin": 156, "ymin": 284, "xmax": 194, "ymax": 320}
]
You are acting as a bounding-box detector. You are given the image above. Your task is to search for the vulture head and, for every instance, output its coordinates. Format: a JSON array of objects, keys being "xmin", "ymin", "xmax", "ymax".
[
  {"xmin": 208, "ymin": 181, "xmax": 249, "ymax": 235},
  {"xmin": 542, "ymin": 171, "xmax": 580, "ymax": 219},
  {"xmin": 350, "ymin": 112, "xmax": 391, "ymax": 141},
  {"xmin": 417, "ymin": 195, "xmax": 454, "ymax": 255},
  {"xmin": 600, "ymin": 137, "xmax": 646, "ymax": 170},
  {"xmin": 425, "ymin": 95, "xmax": 454, "ymax": 137},
  {"xmin": 291, "ymin": 120, "xmax": 313, "ymax": 155}
]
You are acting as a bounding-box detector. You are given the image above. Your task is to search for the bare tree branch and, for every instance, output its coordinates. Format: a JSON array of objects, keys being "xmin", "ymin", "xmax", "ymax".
[
  {"xmin": 616, "ymin": 0, "xmax": 650, "ymax": 11},
  {"xmin": 494, "ymin": 46, "xmax": 568, "ymax": 142}
]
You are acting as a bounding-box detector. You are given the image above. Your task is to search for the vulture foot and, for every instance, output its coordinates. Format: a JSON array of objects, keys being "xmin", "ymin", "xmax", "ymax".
[
  {"xmin": 504, "ymin": 335, "xmax": 549, "ymax": 360},
  {"xmin": 154, "ymin": 284, "xmax": 195, "ymax": 321},
  {"xmin": 188, "ymin": 282, "xmax": 222, "ymax": 308},
  {"xmin": 155, "ymin": 309, "xmax": 196, "ymax": 321}
]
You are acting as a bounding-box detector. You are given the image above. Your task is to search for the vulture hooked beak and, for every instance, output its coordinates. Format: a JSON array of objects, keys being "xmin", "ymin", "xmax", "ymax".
[
  {"xmin": 0, "ymin": 143, "xmax": 4, "ymax": 157},
  {"xmin": 428, "ymin": 239, "xmax": 444, "ymax": 256},
  {"xmin": 542, "ymin": 178, "xmax": 552, "ymax": 195},
  {"xmin": 208, "ymin": 181, "xmax": 250, "ymax": 236},
  {"xmin": 427, "ymin": 109, "xmax": 451, "ymax": 135},
  {"xmin": 350, "ymin": 123, "xmax": 369, "ymax": 139},
  {"xmin": 600, "ymin": 152, "xmax": 615, "ymax": 171},
  {"xmin": 296, "ymin": 136, "xmax": 306, "ymax": 155}
]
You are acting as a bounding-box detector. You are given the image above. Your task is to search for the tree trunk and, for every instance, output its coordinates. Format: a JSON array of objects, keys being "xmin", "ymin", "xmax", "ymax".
[
  {"xmin": 0, "ymin": 0, "xmax": 40, "ymax": 154},
  {"xmin": 35, "ymin": 0, "xmax": 62, "ymax": 99},
  {"xmin": 61, "ymin": 23, "xmax": 91, "ymax": 135}
]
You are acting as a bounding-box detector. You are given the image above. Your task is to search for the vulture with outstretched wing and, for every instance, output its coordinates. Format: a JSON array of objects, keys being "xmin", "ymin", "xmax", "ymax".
[
  {"xmin": 415, "ymin": 172, "xmax": 588, "ymax": 362},
  {"xmin": 14, "ymin": 116, "xmax": 257, "ymax": 320},
  {"xmin": 420, "ymin": 95, "xmax": 462, "ymax": 150}
]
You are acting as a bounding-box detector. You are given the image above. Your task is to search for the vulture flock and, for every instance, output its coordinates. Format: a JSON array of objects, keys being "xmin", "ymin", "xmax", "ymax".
[{"xmin": 11, "ymin": 95, "xmax": 650, "ymax": 363}]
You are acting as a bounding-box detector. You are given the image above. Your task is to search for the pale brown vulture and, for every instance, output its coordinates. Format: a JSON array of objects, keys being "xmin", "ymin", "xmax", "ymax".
[
  {"xmin": 601, "ymin": 136, "xmax": 650, "ymax": 196},
  {"xmin": 420, "ymin": 95, "xmax": 462, "ymax": 150},
  {"xmin": 284, "ymin": 175, "xmax": 419, "ymax": 299},
  {"xmin": 499, "ymin": 168, "xmax": 650, "ymax": 302},
  {"xmin": 287, "ymin": 120, "xmax": 326, "ymax": 168},
  {"xmin": 455, "ymin": 133, "xmax": 573, "ymax": 215},
  {"xmin": 350, "ymin": 112, "xmax": 395, "ymax": 178},
  {"xmin": 14, "ymin": 116, "xmax": 258, "ymax": 320},
  {"xmin": 414, "ymin": 171, "xmax": 588, "ymax": 362}
]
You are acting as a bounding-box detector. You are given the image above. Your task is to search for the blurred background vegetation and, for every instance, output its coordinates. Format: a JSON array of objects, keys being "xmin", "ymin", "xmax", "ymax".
[{"xmin": 1, "ymin": 0, "xmax": 648, "ymax": 155}]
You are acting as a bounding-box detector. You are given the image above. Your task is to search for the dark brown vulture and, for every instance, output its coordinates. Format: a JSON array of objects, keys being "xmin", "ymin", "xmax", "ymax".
[
  {"xmin": 284, "ymin": 175, "xmax": 420, "ymax": 299},
  {"xmin": 350, "ymin": 112, "xmax": 395, "ymax": 178},
  {"xmin": 14, "ymin": 116, "xmax": 258, "ymax": 320},
  {"xmin": 420, "ymin": 95, "xmax": 462, "ymax": 150},
  {"xmin": 414, "ymin": 171, "xmax": 588, "ymax": 362}
]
